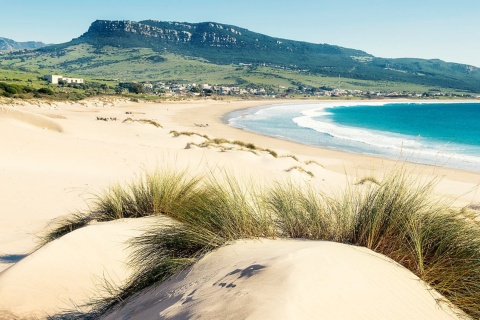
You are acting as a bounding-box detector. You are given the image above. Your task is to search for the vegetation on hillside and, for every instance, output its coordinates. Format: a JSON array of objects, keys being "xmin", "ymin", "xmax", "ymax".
[
  {"xmin": 0, "ymin": 81, "xmax": 54, "ymax": 98},
  {"xmin": 43, "ymin": 167, "xmax": 480, "ymax": 319},
  {"xmin": 1, "ymin": 48, "xmax": 475, "ymax": 101},
  {"xmin": 1, "ymin": 19, "xmax": 480, "ymax": 95}
]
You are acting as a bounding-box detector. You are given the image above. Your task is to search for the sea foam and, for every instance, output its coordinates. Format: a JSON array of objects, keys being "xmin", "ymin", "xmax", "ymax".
[{"xmin": 226, "ymin": 102, "xmax": 480, "ymax": 172}]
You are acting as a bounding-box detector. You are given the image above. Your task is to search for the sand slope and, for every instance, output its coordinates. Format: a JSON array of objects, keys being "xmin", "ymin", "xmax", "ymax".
[
  {"xmin": 103, "ymin": 239, "xmax": 461, "ymax": 320},
  {"xmin": 0, "ymin": 217, "xmax": 158, "ymax": 318},
  {"xmin": 0, "ymin": 105, "xmax": 63, "ymax": 132}
]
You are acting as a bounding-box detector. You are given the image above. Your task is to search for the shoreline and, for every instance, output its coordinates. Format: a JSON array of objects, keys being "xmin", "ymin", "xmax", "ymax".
[
  {"xmin": 222, "ymin": 99, "xmax": 480, "ymax": 174},
  {"xmin": 166, "ymin": 98, "xmax": 480, "ymax": 182}
]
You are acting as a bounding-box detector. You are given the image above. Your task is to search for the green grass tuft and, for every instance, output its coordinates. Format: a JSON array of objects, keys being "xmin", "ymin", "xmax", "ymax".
[
  {"xmin": 280, "ymin": 154, "xmax": 300, "ymax": 162},
  {"xmin": 43, "ymin": 168, "xmax": 480, "ymax": 319},
  {"xmin": 169, "ymin": 130, "xmax": 209, "ymax": 139},
  {"xmin": 285, "ymin": 166, "xmax": 315, "ymax": 178},
  {"xmin": 123, "ymin": 118, "xmax": 162, "ymax": 128},
  {"xmin": 40, "ymin": 169, "xmax": 201, "ymax": 245},
  {"xmin": 39, "ymin": 213, "xmax": 92, "ymax": 247},
  {"xmin": 304, "ymin": 160, "xmax": 324, "ymax": 167},
  {"xmin": 265, "ymin": 148, "xmax": 278, "ymax": 158},
  {"xmin": 355, "ymin": 176, "xmax": 381, "ymax": 186}
]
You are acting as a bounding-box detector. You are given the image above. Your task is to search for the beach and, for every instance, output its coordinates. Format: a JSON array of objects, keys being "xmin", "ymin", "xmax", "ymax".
[{"xmin": 0, "ymin": 97, "xmax": 479, "ymax": 319}]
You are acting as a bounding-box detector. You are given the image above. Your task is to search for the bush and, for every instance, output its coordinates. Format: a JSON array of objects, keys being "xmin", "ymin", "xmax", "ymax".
[
  {"xmin": 37, "ymin": 87, "xmax": 54, "ymax": 95},
  {"xmin": 0, "ymin": 82, "xmax": 28, "ymax": 96}
]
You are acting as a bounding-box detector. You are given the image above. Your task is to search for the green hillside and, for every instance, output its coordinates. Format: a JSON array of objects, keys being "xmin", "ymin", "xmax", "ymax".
[
  {"xmin": 0, "ymin": 19, "xmax": 479, "ymax": 95},
  {"xmin": 0, "ymin": 44, "xmax": 457, "ymax": 95}
]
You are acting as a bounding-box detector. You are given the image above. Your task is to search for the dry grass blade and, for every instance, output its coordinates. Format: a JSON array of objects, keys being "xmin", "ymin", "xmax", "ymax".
[{"xmin": 38, "ymin": 213, "xmax": 92, "ymax": 247}]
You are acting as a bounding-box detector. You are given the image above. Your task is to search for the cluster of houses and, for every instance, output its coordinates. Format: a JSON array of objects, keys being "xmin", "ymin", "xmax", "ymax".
[
  {"xmin": 137, "ymin": 81, "xmax": 435, "ymax": 99},
  {"xmin": 138, "ymin": 82, "xmax": 269, "ymax": 97},
  {"xmin": 42, "ymin": 75, "xmax": 472, "ymax": 99}
]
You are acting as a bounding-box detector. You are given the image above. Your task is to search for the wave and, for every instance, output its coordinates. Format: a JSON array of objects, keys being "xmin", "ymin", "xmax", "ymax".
[{"xmin": 227, "ymin": 102, "xmax": 480, "ymax": 172}]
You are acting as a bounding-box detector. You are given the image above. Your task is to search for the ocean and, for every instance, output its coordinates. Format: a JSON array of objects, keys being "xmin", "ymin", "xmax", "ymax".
[{"xmin": 225, "ymin": 101, "xmax": 480, "ymax": 172}]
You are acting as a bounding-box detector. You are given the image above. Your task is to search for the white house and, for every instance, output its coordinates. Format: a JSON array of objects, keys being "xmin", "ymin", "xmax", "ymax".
[
  {"xmin": 44, "ymin": 75, "xmax": 63, "ymax": 84},
  {"xmin": 44, "ymin": 75, "xmax": 84, "ymax": 84}
]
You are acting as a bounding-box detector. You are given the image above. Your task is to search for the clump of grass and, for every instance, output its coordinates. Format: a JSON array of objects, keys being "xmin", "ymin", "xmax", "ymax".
[
  {"xmin": 268, "ymin": 183, "xmax": 349, "ymax": 241},
  {"xmin": 208, "ymin": 138, "xmax": 230, "ymax": 145},
  {"xmin": 46, "ymin": 168, "xmax": 480, "ymax": 319},
  {"xmin": 264, "ymin": 148, "xmax": 278, "ymax": 158},
  {"xmin": 39, "ymin": 213, "xmax": 92, "ymax": 247},
  {"xmin": 304, "ymin": 160, "xmax": 324, "ymax": 167},
  {"xmin": 232, "ymin": 140, "xmax": 257, "ymax": 150},
  {"xmin": 280, "ymin": 154, "xmax": 300, "ymax": 162},
  {"xmin": 270, "ymin": 168, "xmax": 480, "ymax": 318},
  {"xmin": 169, "ymin": 130, "xmax": 209, "ymax": 139},
  {"xmin": 137, "ymin": 119, "xmax": 162, "ymax": 128},
  {"xmin": 91, "ymin": 170, "xmax": 201, "ymax": 221},
  {"xmin": 355, "ymin": 176, "xmax": 380, "ymax": 186},
  {"xmin": 40, "ymin": 170, "xmax": 201, "ymax": 244},
  {"xmin": 170, "ymin": 131, "xmax": 279, "ymax": 158},
  {"xmin": 285, "ymin": 166, "xmax": 314, "ymax": 178},
  {"xmin": 123, "ymin": 118, "xmax": 162, "ymax": 128}
]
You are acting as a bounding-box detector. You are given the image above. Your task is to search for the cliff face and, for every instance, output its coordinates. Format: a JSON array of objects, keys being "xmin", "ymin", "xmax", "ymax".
[
  {"xmin": 77, "ymin": 20, "xmax": 368, "ymax": 56},
  {"xmin": 0, "ymin": 37, "xmax": 47, "ymax": 50}
]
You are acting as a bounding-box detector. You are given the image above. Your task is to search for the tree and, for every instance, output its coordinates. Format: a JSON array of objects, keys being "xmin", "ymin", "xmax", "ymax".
[
  {"xmin": 118, "ymin": 82, "xmax": 145, "ymax": 94},
  {"xmin": 100, "ymin": 84, "xmax": 108, "ymax": 93}
]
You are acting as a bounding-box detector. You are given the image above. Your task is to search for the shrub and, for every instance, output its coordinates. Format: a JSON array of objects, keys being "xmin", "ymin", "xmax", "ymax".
[{"xmin": 37, "ymin": 87, "xmax": 54, "ymax": 95}]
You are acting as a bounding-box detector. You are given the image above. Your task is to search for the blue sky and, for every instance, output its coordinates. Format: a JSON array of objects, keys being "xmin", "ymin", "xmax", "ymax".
[{"xmin": 1, "ymin": 0, "xmax": 479, "ymax": 67}]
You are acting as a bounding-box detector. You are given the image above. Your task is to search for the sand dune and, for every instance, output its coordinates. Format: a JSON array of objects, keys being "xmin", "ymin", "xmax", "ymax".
[
  {"xmin": 0, "ymin": 217, "xmax": 158, "ymax": 318},
  {"xmin": 103, "ymin": 239, "xmax": 462, "ymax": 320},
  {"xmin": 0, "ymin": 105, "xmax": 63, "ymax": 132},
  {"xmin": 0, "ymin": 98, "xmax": 478, "ymax": 319}
]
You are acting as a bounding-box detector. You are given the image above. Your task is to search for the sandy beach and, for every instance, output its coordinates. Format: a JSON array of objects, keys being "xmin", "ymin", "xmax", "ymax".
[{"xmin": 0, "ymin": 97, "xmax": 479, "ymax": 319}]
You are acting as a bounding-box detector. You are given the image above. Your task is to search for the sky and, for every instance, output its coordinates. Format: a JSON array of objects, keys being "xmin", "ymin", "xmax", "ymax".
[{"xmin": 1, "ymin": 0, "xmax": 479, "ymax": 67}]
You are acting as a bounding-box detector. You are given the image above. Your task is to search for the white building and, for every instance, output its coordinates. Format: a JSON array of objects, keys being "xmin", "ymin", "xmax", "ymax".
[
  {"xmin": 61, "ymin": 77, "xmax": 84, "ymax": 84},
  {"xmin": 44, "ymin": 75, "xmax": 63, "ymax": 84},
  {"xmin": 44, "ymin": 75, "xmax": 84, "ymax": 84}
]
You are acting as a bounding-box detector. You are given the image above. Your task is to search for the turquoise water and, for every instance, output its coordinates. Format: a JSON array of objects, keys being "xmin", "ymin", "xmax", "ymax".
[{"xmin": 225, "ymin": 102, "xmax": 480, "ymax": 172}]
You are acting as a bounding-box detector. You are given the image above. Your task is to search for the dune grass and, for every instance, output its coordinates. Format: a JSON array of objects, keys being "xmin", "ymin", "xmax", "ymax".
[
  {"xmin": 269, "ymin": 170, "xmax": 480, "ymax": 317},
  {"xmin": 39, "ymin": 170, "xmax": 201, "ymax": 245},
  {"xmin": 169, "ymin": 131, "xmax": 279, "ymax": 158},
  {"xmin": 284, "ymin": 166, "xmax": 315, "ymax": 178},
  {"xmin": 304, "ymin": 159, "xmax": 324, "ymax": 168},
  {"xmin": 44, "ymin": 168, "xmax": 480, "ymax": 319},
  {"xmin": 355, "ymin": 176, "xmax": 380, "ymax": 185},
  {"xmin": 122, "ymin": 118, "xmax": 162, "ymax": 128},
  {"xmin": 39, "ymin": 213, "xmax": 92, "ymax": 246},
  {"xmin": 280, "ymin": 154, "xmax": 300, "ymax": 162}
]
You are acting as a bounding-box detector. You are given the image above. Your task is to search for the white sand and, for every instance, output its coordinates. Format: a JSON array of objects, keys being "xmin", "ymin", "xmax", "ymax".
[
  {"xmin": 0, "ymin": 97, "xmax": 478, "ymax": 319},
  {"xmin": 0, "ymin": 217, "xmax": 159, "ymax": 318},
  {"xmin": 103, "ymin": 239, "xmax": 461, "ymax": 320}
]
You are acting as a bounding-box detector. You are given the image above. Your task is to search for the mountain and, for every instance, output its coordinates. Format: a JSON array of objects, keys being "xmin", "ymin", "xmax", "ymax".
[
  {"xmin": 71, "ymin": 20, "xmax": 372, "ymax": 67},
  {"xmin": 0, "ymin": 37, "xmax": 47, "ymax": 50},
  {"xmin": 2, "ymin": 20, "xmax": 479, "ymax": 93}
]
